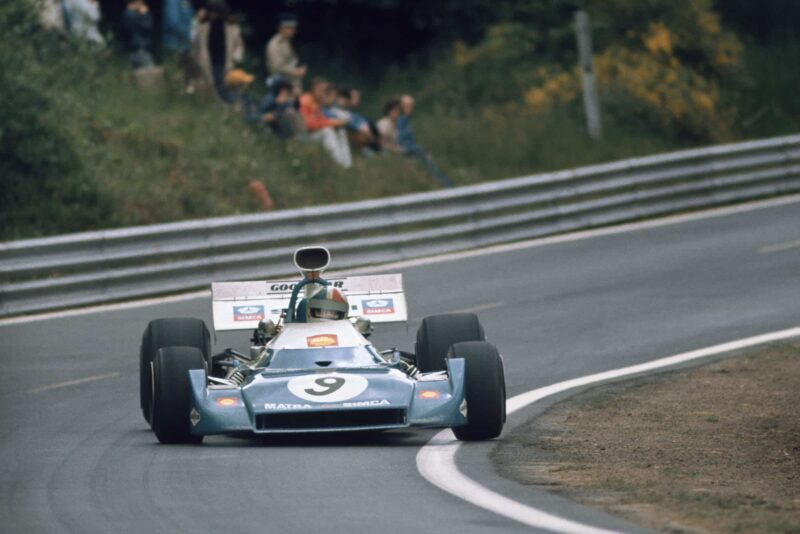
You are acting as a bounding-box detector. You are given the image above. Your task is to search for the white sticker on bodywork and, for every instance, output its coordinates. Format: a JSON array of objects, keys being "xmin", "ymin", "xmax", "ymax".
[
  {"xmin": 287, "ymin": 373, "xmax": 368, "ymax": 403},
  {"xmin": 190, "ymin": 408, "xmax": 201, "ymax": 427}
]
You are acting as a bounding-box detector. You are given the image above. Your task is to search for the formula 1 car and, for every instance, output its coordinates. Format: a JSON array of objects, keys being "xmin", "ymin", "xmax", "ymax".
[{"xmin": 139, "ymin": 246, "xmax": 505, "ymax": 443}]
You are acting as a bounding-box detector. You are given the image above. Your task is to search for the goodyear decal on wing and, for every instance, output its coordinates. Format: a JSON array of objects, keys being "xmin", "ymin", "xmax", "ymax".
[
  {"xmin": 361, "ymin": 298, "xmax": 395, "ymax": 315},
  {"xmin": 233, "ymin": 305, "xmax": 265, "ymax": 322},
  {"xmin": 307, "ymin": 334, "xmax": 339, "ymax": 347}
]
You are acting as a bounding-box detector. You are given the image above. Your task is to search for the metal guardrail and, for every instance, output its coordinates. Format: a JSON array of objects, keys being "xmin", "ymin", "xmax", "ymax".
[{"xmin": 2, "ymin": 134, "xmax": 799, "ymax": 317}]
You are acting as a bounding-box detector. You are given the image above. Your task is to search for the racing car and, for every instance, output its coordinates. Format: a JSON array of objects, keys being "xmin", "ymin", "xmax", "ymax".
[{"xmin": 139, "ymin": 246, "xmax": 506, "ymax": 443}]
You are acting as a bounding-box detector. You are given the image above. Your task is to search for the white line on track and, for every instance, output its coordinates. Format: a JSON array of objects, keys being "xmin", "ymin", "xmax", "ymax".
[
  {"xmin": 760, "ymin": 238, "xmax": 800, "ymax": 254},
  {"xmin": 447, "ymin": 301, "xmax": 505, "ymax": 315},
  {"xmin": 416, "ymin": 326, "xmax": 800, "ymax": 533},
  {"xmin": 29, "ymin": 372, "xmax": 121, "ymax": 393},
  {"xmin": 2, "ymin": 193, "xmax": 799, "ymax": 327}
]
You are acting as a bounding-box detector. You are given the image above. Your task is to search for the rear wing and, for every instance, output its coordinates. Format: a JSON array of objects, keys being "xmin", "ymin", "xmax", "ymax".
[{"xmin": 212, "ymin": 274, "xmax": 408, "ymax": 331}]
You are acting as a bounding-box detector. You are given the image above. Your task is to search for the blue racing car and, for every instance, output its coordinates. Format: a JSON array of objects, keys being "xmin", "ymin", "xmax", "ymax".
[{"xmin": 139, "ymin": 246, "xmax": 506, "ymax": 443}]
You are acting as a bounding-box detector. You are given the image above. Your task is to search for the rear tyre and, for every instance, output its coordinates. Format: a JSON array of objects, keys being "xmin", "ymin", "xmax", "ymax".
[
  {"xmin": 139, "ymin": 318, "xmax": 211, "ymax": 425},
  {"xmin": 415, "ymin": 313, "xmax": 485, "ymax": 373},
  {"xmin": 151, "ymin": 346, "xmax": 205, "ymax": 444},
  {"xmin": 449, "ymin": 341, "xmax": 505, "ymax": 441}
]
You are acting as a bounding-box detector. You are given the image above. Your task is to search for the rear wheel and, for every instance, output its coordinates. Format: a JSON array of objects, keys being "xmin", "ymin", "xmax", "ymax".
[
  {"xmin": 449, "ymin": 341, "xmax": 505, "ymax": 441},
  {"xmin": 415, "ymin": 313, "xmax": 485, "ymax": 372},
  {"xmin": 139, "ymin": 318, "xmax": 211, "ymax": 425},
  {"xmin": 151, "ymin": 346, "xmax": 205, "ymax": 444}
]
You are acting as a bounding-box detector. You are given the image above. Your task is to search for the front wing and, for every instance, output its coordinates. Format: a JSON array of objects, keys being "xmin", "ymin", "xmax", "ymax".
[{"xmin": 187, "ymin": 359, "xmax": 467, "ymax": 435}]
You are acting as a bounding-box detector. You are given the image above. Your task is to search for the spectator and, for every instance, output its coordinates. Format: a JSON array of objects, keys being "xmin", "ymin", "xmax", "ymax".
[
  {"xmin": 265, "ymin": 14, "xmax": 306, "ymax": 95},
  {"xmin": 39, "ymin": 0, "xmax": 66, "ymax": 32},
  {"xmin": 162, "ymin": 0, "xmax": 193, "ymax": 54},
  {"xmin": 224, "ymin": 68, "xmax": 255, "ymax": 107},
  {"xmin": 122, "ymin": 0, "xmax": 154, "ymax": 68},
  {"xmin": 191, "ymin": 1, "xmax": 244, "ymax": 102},
  {"xmin": 299, "ymin": 78, "xmax": 352, "ymax": 168},
  {"xmin": 327, "ymin": 88, "xmax": 378, "ymax": 153},
  {"xmin": 256, "ymin": 76, "xmax": 305, "ymax": 140},
  {"xmin": 376, "ymin": 98, "xmax": 404, "ymax": 153},
  {"xmin": 396, "ymin": 95, "xmax": 454, "ymax": 188},
  {"xmin": 63, "ymin": 0, "xmax": 104, "ymax": 45}
]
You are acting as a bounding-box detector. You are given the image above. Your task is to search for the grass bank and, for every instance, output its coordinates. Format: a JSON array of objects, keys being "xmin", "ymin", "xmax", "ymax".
[{"xmin": 492, "ymin": 342, "xmax": 800, "ymax": 534}]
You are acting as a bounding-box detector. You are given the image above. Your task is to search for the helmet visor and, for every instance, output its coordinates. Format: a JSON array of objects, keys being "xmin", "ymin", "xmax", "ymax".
[{"xmin": 310, "ymin": 308, "xmax": 345, "ymax": 320}]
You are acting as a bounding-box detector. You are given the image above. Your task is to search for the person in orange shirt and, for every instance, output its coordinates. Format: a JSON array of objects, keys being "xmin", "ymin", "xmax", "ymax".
[{"xmin": 299, "ymin": 78, "xmax": 352, "ymax": 168}]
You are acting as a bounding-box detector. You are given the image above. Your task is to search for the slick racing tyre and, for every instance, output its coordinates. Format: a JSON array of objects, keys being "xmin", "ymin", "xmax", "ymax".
[
  {"xmin": 448, "ymin": 341, "xmax": 505, "ymax": 441},
  {"xmin": 140, "ymin": 318, "xmax": 211, "ymax": 425},
  {"xmin": 415, "ymin": 313, "xmax": 485, "ymax": 372},
  {"xmin": 151, "ymin": 346, "xmax": 205, "ymax": 444}
]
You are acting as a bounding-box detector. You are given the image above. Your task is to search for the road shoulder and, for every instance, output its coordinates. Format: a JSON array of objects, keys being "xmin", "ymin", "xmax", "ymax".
[{"xmin": 492, "ymin": 342, "xmax": 800, "ymax": 534}]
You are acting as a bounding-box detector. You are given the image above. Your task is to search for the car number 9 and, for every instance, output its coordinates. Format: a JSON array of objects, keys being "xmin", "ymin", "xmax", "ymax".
[{"xmin": 287, "ymin": 373, "xmax": 368, "ymax": 403}]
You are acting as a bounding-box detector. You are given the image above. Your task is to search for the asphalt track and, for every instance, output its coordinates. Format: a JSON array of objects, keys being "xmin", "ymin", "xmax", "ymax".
[{"xmin": 1, "ymin": 199, "xmax": 798, "ymax": 533}]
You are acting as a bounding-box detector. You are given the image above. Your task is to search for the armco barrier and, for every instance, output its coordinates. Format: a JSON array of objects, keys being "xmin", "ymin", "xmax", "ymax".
[{"xmin": 1, "ymin": 134, "xmax": 799, "ymax": 316}]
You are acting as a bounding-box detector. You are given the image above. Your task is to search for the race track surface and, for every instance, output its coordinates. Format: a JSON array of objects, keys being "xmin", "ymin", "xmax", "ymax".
[{"xmin": 1, "ymin": 200, "xmax": 798, "ymax": 533}]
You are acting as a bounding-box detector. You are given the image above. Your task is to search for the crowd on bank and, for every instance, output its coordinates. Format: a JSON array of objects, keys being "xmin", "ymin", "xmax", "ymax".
[{"xmin": 38, "ymin": 0, "xmax": 453, "ymax": 187}]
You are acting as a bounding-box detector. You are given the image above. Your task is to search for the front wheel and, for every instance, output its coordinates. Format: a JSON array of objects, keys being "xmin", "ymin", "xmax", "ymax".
[
  {"xmin": 139, "ymin": 317, "xmax": 211, "ymax": 426},
  {"xmin": 151, "ymin": 346, "xmax": 206, "ymax": 444},
  {"xmin": 449, "ymin": 341, "xmax": 506, "ymax": 441}
]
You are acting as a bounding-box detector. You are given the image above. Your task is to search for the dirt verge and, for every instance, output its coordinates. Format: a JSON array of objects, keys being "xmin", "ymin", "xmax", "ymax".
[{"xmin": 492, "ymin": 342, "xmax": 800, "ymax": 534}]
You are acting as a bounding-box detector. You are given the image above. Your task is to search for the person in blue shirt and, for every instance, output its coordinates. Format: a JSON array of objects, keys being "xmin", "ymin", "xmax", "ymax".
[
  {"xmin": 396, "ymin": 95, "xmax": 454, "ymax": 188},
  {"xmin": 162, "ymin": 0, "xmax": 193, "ymax": 53}
]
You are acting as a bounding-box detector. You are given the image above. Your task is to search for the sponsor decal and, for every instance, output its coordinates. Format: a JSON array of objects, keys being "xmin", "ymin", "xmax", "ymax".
[
  {"xmin": 215, "ymin": 397, "xmax": 239, "ymax": 407},
  {"xmin": 306, "ymin": 334, "xmax": 338, "ymax": 348},
  {"xmin": 361, "ymin": 298, "xmax": 395, "ymax": 315},
  {"xmin": 418, "ymin": 372, "xmax": 448, "ymax": 382},
  {"xmin": 233, "ymin": 305, "xmax": 265, "ymax": 322},
  {"xmin": 264, "ymin": 403, "xmax": 312, "ymax": 410},
  {"xmin": 459, "ymin": 399, "xmax": 468, "ymax": 417},
  {"xmin": 418, "ymin": 390, "xmax": 441, "ymax": 400},
  {"xmin": 287, "ymin": 373, "xmax": 369, "ymax": 403},
  {"xmin": 190, "ymin": 407, "xmax": 201, "ymax": 427},
  {"xmin": 270, "ymin": 280, "xmax": 344, "ymax": 291},
  {"xmin": 342, "ymin": 399, "xmax": 390, "ymax": 407}
]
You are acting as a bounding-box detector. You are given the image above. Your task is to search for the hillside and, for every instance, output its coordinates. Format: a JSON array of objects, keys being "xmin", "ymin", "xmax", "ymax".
[{"xmin": 2, "ymin": 0, "xmax": 798, "ymax": 240}]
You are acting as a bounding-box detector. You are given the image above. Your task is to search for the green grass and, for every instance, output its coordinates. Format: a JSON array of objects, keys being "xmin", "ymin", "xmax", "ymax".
[{"xmin": 56, "ymin": 60, "xmax": 690, "ymax": 233}]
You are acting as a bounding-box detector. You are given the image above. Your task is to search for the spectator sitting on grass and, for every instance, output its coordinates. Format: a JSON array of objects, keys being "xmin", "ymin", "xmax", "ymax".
[
  {"xmin": 224, "ymin": 68, "xmax": 255, "ymax": 109},
  {"xmin": 256, "ymin": 76, "xmax": 305, "ymax": 140},
  {"xmin": 376, "ymin": 98, "xmax": 404, "ymax": 153},
  {"xmin": 123, "ymin": 0, "xmax": 154, "ymax": 68},
  {"xmin": 299, "ymin": 77, "xmax": 352, "ymax": 168},
  {"xmin": 396, "ymin": 94, "xmax": 454, "ymax": 188},
  {"xmin": 329, "ymin": 88, "xmax": 378, "ymax": 154}
]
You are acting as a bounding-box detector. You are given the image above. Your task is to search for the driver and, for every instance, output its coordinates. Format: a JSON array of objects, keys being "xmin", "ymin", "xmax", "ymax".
[{"xmin": 297, "ymin": 287, "xmax": 349, "ymax": 322}]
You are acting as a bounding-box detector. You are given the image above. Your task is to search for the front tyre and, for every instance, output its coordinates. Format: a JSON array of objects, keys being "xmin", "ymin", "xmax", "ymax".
[
  {"xmin": 449, "ymin": 341, "xmax": 506, "ymax": 441},
  {"xmin": 151, "ymin": 346, "xmax": 205, "ymax": 444},
  {"xmin": 140, "ymin": 317, "xmax": 211, "ymax": 425},
  {"xmin": 415, "ymin": 313, "xmax": 485, "ymax": 373}
]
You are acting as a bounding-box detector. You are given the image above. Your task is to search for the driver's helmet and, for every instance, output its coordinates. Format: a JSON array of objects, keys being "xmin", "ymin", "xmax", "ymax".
[{"xmin": 305, "ymin": 287, "xmax": 349, "ymax": 322}]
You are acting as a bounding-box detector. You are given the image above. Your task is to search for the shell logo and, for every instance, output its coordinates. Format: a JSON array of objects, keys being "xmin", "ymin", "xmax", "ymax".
[
  {"xmin": 418, "ymin": 390, "xmax": 441, "ymax": 400},
  {"xmin": 306, "ymin": 334, "xmax": 339, "ymax": 348},
  {"xmin": 215, "ymin": 397, "xmax": 239, "ymax": 407}
]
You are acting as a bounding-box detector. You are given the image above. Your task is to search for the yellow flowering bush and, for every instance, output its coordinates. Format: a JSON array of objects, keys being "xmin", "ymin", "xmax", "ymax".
[{"xmin": 520, "ymin": 0, "xmax": 742, "ymax": 141}]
